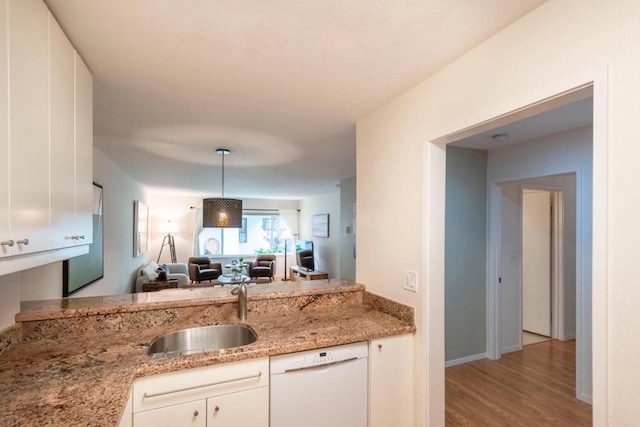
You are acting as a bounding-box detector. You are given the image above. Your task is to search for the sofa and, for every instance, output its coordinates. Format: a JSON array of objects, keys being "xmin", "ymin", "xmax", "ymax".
[{"xmin": 135, "ymin": 261, "xmax": 189, "ymax": 293}]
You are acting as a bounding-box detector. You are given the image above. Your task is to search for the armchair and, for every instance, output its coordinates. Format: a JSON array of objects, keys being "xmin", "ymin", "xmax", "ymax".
[
  {"xmin": 249, "ymin": 254, "xmax": 276, "ymax": 282},
  {"xmin": 188, "ymin": 257, "xmax": 222, "ymax": 283}
]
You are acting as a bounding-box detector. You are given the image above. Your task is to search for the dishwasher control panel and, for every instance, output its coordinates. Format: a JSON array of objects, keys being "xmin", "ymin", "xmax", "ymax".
[{"xmin": 270, "ymin": 341, "xmax": 368, "ymax": 374}]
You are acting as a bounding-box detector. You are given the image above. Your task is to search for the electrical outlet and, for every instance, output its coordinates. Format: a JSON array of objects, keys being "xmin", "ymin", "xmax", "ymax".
[{"xmin": 403, "ymin": 270, "xmax": 417, "ymax": 293}]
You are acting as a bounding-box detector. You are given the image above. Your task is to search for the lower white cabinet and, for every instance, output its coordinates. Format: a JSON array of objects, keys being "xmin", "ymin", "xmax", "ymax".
[
  {"xmin": 132, "ymin": 358, "xmax": 269, "ymax": 427},
  {"xmin": 368, "ymin": 334, "xmax": 414, "ymax": 427},
  {"xmin": 134, "ymin": 400, "xmax": 206, "ymax": 427},
  {"xmin": 207, "ymin": 387, "xmax": 269, "ymax": 426}
]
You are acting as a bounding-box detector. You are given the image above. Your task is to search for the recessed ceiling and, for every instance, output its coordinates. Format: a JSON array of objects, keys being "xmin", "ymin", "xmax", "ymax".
[{"xmin": 45, "ymin": 0, "xmax": 547, "ymax": 199}]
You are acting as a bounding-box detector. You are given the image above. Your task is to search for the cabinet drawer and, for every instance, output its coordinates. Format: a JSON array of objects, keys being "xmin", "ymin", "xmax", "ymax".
[
  {"xmin": 133, "ymin": 399, "xmax": 206, "ymax": 427},
  {"xmin": 207, "ymin": 386, "xmax": 269, "ymax": 426},
  {"xmin": 133, "ymin": 358, "xmax": 269, "ymax": 413}
]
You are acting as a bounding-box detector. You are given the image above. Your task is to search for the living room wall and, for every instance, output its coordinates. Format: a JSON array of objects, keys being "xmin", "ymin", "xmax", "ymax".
[{"xmin": 299, "ymin": 189, "xmax": 341, "ymax": 279}]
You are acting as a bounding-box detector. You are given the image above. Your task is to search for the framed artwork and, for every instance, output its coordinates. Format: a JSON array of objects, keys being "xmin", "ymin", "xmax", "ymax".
[
  {"xmin": 63, "ymin": 183, "xmax": 104, "ymax": 297},
  {"xmin": 134, "ymin": 200, "xmax": 149, "ymax": 257},
  {"xmin": 313, "ymin": 214, "xmax": 329, "ymax": 238}
]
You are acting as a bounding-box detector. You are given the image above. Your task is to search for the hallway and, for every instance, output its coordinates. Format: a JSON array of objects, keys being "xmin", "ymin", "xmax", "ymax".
[{"xmin": 446, "ymin": 340, "xmax": 591, "ymax": 426}]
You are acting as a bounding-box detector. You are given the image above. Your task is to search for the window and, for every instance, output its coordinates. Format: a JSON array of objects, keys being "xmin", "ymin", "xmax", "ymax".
[{"xmin": 198, "ymin": 213, "xmax": 290, "ymax": 256}]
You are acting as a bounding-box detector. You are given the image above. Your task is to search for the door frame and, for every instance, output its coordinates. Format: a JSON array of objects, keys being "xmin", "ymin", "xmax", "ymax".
[{"xmin": 423, "ymin": 71, "xmax": 608, "ymax": 424}]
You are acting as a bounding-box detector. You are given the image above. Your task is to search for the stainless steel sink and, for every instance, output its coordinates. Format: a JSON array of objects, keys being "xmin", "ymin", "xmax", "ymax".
[{"xmin": 147, "ymin": 324, "xmax": 257, "ymax": 358}]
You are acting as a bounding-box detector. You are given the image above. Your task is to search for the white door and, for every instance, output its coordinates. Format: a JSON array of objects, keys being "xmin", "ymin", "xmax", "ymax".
[{"xmin": 522, "ymin": 190, "xmax": 551, "ymax": 336}]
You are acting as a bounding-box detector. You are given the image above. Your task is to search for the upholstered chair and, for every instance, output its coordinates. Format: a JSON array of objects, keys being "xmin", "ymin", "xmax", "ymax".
[
  {"xmin": 188, "ymin": 257, "xmax": 222, "ymax": 283},
  {"xmin": 249, "ymin": 254, "xmax": 276, "ymax": 282}
]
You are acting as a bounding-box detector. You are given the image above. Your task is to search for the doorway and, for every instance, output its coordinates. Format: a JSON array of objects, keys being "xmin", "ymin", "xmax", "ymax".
[
  {"xmin": 442, "ymin": 89, "xmax": 592, "ymax": 408},
  {"xmin": 522, "ymin": 189, "xmax": 554, "ymax": 342}
]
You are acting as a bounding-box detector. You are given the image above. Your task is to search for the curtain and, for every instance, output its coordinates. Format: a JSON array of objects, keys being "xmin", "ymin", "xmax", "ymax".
[{"xmin": 192, "ymin": 207, "xmax": 203, "ymax": 257}]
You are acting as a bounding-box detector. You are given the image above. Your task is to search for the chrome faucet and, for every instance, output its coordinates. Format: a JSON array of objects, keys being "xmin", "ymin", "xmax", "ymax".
[{"xmin": 231, "ymin": 283, "xmax": 248, "ymax": 321}]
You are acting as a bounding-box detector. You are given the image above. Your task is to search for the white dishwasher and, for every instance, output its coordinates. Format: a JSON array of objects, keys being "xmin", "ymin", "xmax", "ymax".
[{"xmin": 270, "ymin": 341, "xmax": 368, "ymax": 427}]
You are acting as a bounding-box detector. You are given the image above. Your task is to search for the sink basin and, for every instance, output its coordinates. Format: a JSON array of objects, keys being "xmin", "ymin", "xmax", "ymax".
[{"xmin": 147, "ymin": 324, "xmax": 257, "ymax": 358}]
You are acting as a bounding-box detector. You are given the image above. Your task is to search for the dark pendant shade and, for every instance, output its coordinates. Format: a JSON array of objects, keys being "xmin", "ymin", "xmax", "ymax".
[{"xmin": 203, "ymin": 198, "xmax": 243, "ymax": 228}]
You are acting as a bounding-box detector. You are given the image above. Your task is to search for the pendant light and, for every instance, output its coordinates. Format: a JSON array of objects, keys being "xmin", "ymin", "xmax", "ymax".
[{"xmin": 203, "ymin": 148, "xmax": 243, "ymax": 228}]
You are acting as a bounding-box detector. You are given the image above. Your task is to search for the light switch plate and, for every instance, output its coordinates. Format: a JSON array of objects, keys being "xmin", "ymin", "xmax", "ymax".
[{"xmin": 403, "ymin": 270, "xmax": 417, "ymax": 292}]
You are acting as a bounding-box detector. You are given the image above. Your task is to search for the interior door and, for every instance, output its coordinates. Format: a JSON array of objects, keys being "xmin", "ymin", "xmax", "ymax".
[{"xmin": 522, "ymin": 190, "xmax": 551, "ymax": 336}]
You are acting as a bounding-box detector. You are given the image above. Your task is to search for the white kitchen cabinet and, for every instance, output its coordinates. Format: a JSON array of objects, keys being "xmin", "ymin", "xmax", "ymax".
[
  {"xmin": 368, "ymin": 334, "xmax": 414, "ymax": 427},
  {"xmin": 207, "ymin": 387, "xmax": 269, "ymax": 427},
  {"xmin": 0, "ymin": 0, "xmax": 93, "ymax": 272},
  {"xmin": 8, "ymin": 0, "xmax": 50, "ymax": 255},
  {"xmin": 118, "ymin": 391, "xmax": 133, "ymax": 427},
  {"xmin": 132, "ymin": 358, "xmax": 269, "ymax": 427},
  {"xmin": 134, "ymin": 399, "xmax": 206, "ymax": 427},
  {"xmin": 49, "ymin": 12, "xmax": 76, "ymax": 249},
  {"xmin": 0, "ymin": 0, "xmax": 10, "ymax": 256},
  {"xmin": 74, "ymin": 51, "xmax": 93, "ymax": 244}
]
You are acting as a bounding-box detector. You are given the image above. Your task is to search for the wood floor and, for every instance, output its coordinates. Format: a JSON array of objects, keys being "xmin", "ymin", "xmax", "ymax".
[{"xmin": 446, "ymin": 340, "xmax": 592, "ymax": 426}]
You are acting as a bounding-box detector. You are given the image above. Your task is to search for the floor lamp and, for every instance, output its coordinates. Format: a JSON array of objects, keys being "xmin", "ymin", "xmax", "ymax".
[
  {"xmin": 157, "ymin": 221, "xmax": 178, "ymax": 263},
  {"xmin": 282, "ymin": 230, "xmax": 293, "ymax": 281}
]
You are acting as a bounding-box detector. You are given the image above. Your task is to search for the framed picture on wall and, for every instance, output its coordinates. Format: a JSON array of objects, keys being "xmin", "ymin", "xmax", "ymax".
[
  {"xmin": 134, "ymin": 200, "xmax": 149, "ymax": 257},
  {"xmin": 63, "ymin": 183, "xmax": 104, "ymax": 297},
  {"xmin": 313, "ymin": 214, "xmax": 329, "ymax": 238}
]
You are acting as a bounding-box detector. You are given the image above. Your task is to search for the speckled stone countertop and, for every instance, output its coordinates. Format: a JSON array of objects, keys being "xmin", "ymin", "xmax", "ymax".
[{"xmin": 0, "ymin": 280, "xmax": 415, "ymax": 427}]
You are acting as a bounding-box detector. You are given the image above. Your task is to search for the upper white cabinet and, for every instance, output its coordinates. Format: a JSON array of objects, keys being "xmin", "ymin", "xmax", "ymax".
[
  {"xmin": 8, "ymin": 0, "xmax": 50, "ymax": 255},
  {"xmin": 74, "ymin": 52, "xmax": 94, "ymax": 244},
  {"xmin": 0, "ymin": 0, "xmax": 10, "ymax": 257},
  {"xmin": 0, "ymin": 0, "xmax": 93, "ymax": 273},
  {"xmin": 49, "ymin": 12, "xmax": 76, "ymax": 249}
]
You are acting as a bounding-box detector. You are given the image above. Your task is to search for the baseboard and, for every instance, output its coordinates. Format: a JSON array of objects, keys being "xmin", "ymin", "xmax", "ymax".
[
  {"xmin": 445, "ymin": 352, "xmax": 488, "ymax": 368},
  {"xmin": 562, "ymin": 333, "xmax": 576, "ymax": 340},
  {"xmin": 578, "ymin": 392, "xmax": 593, "ymax": 404},
  {"xmin": 501, "ymin": 345, "xmax": 522, "ymax": 354}
]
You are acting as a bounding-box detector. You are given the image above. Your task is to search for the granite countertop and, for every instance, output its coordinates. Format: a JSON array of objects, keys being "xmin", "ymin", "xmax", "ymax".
[{"xmin": 0, "ymin": 281, "xmax": 415, "ymax": 427}]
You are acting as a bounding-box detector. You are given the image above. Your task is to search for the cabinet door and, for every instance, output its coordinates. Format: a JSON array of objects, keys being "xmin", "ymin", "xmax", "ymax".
[
  {"xmin": 74, "ymin": 51, "xmax": 93, "ymax": 243},
  {"xmin": 133, "ymin": 399, "xmax": 206, "ymax": 427},
  {"xmin": 0, "ymin": 0, "xmax": 10, "ymax": 257},
  {"xmin": 207, "ymin": 387, "xmax": 269, "ymax": 427},
  {"xmin": 8, "ymin": 0, "xmax": 50, "ymax": 253},
  {"xmin": 49, "ymin": 12, "xmax": 76, "ymax": 249},
  {"xmin": 369, "ymin": 334, "xmax": 414, "ymax": 427}
]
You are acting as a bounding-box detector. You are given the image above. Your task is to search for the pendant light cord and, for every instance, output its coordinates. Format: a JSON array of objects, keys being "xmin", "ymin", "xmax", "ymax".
[{"xmin": 221, "ymin": 150, "xmax": 225, "ymax": 198}]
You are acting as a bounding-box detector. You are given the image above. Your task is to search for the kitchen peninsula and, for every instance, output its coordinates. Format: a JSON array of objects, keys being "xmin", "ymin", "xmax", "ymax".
[{"xmin": 0, "ymin": 280, "xmax": 415, "ymax": 426}]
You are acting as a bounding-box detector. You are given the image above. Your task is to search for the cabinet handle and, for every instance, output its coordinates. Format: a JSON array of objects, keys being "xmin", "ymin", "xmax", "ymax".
[
  {"xmin": 16, "ymin": 238, "xmax": 29, "ymax": 246},
  {"xmin": 378, "ymin": 344, "xmax": 382, "ymax": 351},
  {"xmin": 78, "ymin": 235, "xmax": 85, "ymax": 240},
  {"xmin": 67, "ymin": 235, "xmax": 85, "ymax": 240},
  {"xmin": 194, "ymin": 410, "xmax": 199, "ymax": 417},
  {"xmin": 1, "ymin": 240, "xmax": 14, "ymax": 247},
  {"xmin": 143, "ymin": 371, "xmax": 262, "ymax": 398},
  {"xmin": 214, "ymin": 405, "xmax": 220, "ymax": 414}
]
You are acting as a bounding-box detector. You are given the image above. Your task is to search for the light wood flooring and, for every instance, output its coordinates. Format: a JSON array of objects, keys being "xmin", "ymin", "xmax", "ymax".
[{"xmin": 446, "ymin": 340, "xmax": 592, "ymax": 426}]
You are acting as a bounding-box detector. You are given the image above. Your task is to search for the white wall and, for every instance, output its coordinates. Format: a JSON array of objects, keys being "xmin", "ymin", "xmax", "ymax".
[
  {"xmin": 0, "ymin": 273, "xmax": 20, "ymax": 330},
  {"xmin": 357, "ymin": 0, "xmax": 640, "ymax": 423},
  {"xmin": 299, "ymin": 190, "xmax": 341, "ymax": 279}
]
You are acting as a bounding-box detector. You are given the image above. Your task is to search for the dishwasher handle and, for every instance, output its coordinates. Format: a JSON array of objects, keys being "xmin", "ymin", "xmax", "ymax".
[{"xmin": 283, "ymin": 356, "xmax": 359, "ymax": 373}]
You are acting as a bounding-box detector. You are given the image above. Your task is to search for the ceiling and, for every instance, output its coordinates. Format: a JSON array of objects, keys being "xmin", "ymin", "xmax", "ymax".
[
  {"xmin": 45, "ymin": 0, "xmax": 547, "ymax": 199},
  {"xmin": 451, "ymin": 96, "xmax": 594, "ymax": 150}
]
